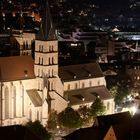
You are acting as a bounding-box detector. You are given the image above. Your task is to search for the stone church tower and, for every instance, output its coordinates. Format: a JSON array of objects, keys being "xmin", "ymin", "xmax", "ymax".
[{"xmin": 34, "ymin": 0, "xmax": 67, "ymax": 124}]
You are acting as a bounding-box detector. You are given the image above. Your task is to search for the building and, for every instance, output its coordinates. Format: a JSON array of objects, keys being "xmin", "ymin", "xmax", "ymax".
[
  {"xmin": 63, "ymin": 111, "xmax": 138, "ymax": 140},
  {"xmin": 0, "ymin": 0, "xmax": 114, "ymax": 126}
]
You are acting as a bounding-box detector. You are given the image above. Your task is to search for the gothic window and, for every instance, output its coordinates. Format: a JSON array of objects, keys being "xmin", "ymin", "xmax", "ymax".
[
  {"xmin": 37, "ymin": 69, "xmax": 40, "ymax": 77},
  {"xmin": 39, "ymin": 45, "xmax": 41, "ymax": 52},
  {"xmin": 23, "ymin": 41, "xmax": 25, "ymax": 50},
  {"xmin": 39, "ymin": 57, "xmax": 40, "ymax": 64},
  {"xmin": 49, "ymin": 57, "xmax": 51, "ymax": 65},
  {"xmin": 5, "ymin": 87, "xmax": 9, "ymax": 119},
  {"xmin": 51, "ymin": 82, "xmax": 53, "ymax": 91},
  {"xmin": 22, "ymin": 86, "xmax": 24, "ymax": 116},
  {"xmin": 49, "ymin": 45, "xmax": 51, "ymax": 52},
  {"xmin": 38, "ymin": 82, "xmax": 40, "ymax": 90},
  {"xmin": 48, "ymin": 70, "xmax": 50, "ymax": 78},
  {"xmin": 52, "ymin": 45, "xmax": 54, "ymax": 52},
  {"xmin": 28, "ymin": 44, "xmax": 31, "ymax": 49},
  {"xmin": 89, "ymin": 81, "xmax": 92, "ymax": 87},
  {"xmin": 42, "ymin": 45, "xmax": 43, "ymax": 52},
  {"xmin": 29, "ymin": 109, "xmax": 32, "ymax": 120},
  {"xmin": 52, "ymin": 57, "xmax": 54, "ymax": 64},
  {"xmin": 68, "ymin": 84, "xmax": 70, "ymax": 90},
  {"xmin": 13, "ymin": 86, "xmax": 16, "ymax": 117},
  {"xmin": 42, "ymin": 58, "xmax": 43, "ymax": 65},
  {"xmin": 37, "ymin": 111, "xmax": 39, "ymax": 120},
  {"xmin": 26, "ymin": 41, "xmax": 28, "ymax": 50},
  {"xmin": 82, "ymin": 83, "xmax": 85, "ymax": 88},
  {"xmin": 107, "ymin": 102, "xmax": 110, "ymax": 110},
  {"xmin": 75, "ymin": 83, "xmax": 78, "ymax": 89},
  {"xmin": 98, "ymin": 80, "xmax": 100, "ymax": 86}
]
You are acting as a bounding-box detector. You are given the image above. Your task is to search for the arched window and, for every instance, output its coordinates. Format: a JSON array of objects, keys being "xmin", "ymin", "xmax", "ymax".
[
  {"xmin": 42, "ymin": 58, "xmax": 43, "ymax": 65},
  {"xmin": 75, "ymin": 83, "xmax": 78, "ymax": 89},
  {"xmin": 107, "ymin": 102, "xmax": 110, "ymax": 110},
  {"xmin": 52, "ymin": 45, "xmax": 54, "ymax": 52},
  {"xmin": 26, "ymin": 41, "xmax": 28, "ymax": 50},
  {"xmin": 98, "ymin": 80, "xmax": 100, "ymax": 86},
  {"xmin": 39, "ymin": 57, "xmax": 40, "ymax": 64},
  {"xmin": 37, "ymin": 111, "xmax": 39, "ymax": 120},
  {"xmin": 22, "ymin": 85, "xmax": 24, "ymax": 116},
  {"xmin": 37, "ymin": 69, "xmax": 40, "ymax": 77},
  {"xmin": 23, "ymin": 41, "xmax": 25, "ymax": 50},
  {"xmin": 89, "ymin": 81, "xmax": 92, "ymax": 87},
  {"xmin": 49, "ymin": 57, "xmax": 51, "ymax": 65},
  {"xmin": 42, "ymin": 45, "xmax": 43, "ymax": 52},
  {"xmin": 82, "ymin": 83, "xmax": 85, "ymax": 88},
  {"xmin": 49, "ymin": 45, "xmax": 52, "ymax": 52},
  {"xmin": 68, "ymin": 84, "xmax": 70, "ymax": 90},
  {"xmin": 5, "ymin": 87, "xmax": 9, "ymax": 119},
  {"xmin": 52, "ymin": 57, "xmax": 54, "ymax": 64},
  {"xmin": 13, "ymin": 86, "xmax": 16, "ymax": 117},
  {"xmin": 29, "ymin": 109, "xmax": 32, "ymax": 120}
]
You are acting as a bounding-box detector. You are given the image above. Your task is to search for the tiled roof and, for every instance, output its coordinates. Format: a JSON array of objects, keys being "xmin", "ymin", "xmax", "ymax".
[
  {"xmin": 36, "ymin": 0, "xmax": 56, "ymax": 41},
  {"xmin": 63, "ymin": 127, "xmax": 107, "ymax": 140},
  {"xmin": 59, "ymin": 63, "xmax": 104, "ymax": 82},
  {"xmin": 26, "ymin": 89, "xmax": 42, "ymax": 107},
  {"xmin": 64, "ymin": 86, "xmax": 112, "ymax": 106},
  {"xmin": 112, "ymin": 123, "xmax": 131, "ymax": 140},
  {"xmin": 94, "ymin": 111, "xmax": 131, "ymax": 128},
  {"xmin": 0, "ymin": 125, "xmax": 41, "ymax": 140},
  {"xmin": 0, "ymin": 56, "xmax": 35, "ymax": 82}
]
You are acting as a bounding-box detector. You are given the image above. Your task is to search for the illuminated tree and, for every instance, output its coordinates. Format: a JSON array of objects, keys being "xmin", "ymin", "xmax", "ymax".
[
  {"xmin": 26, "ymin": 120, "xmax": 51, "ymax": 140},
  {"xmin": 90, "ymin": 97, "xmax": 106, "ymax": 116},
  {"xmin": 58, "ymin": 107, "xmax": 82, "ymax": 129},
  {"xmin": 47, "ymin": 110, "xmax": 58, "ymax": 130},
  {"xmin": 77, "ymin": 105, "xmax": 93, "ymax": 127}
]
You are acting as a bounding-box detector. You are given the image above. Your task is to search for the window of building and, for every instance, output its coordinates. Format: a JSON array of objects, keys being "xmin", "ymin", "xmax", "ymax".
[
  {"xmin": 98, "ymin": 80, "xmax": 100, "ymax": 86},
  {"xmin": 37, "ymin": 111, "xmax": 39, "ymax": 120},
  {"xmin": 82, "ymin": 83, "xmax": 85, "ymax": 88},
  {"xmin": 29, "ymin": 109, "xmax": 32, "ymax": 120},
  {"xmin": 38, "ymin": 69, "xmax": 40, "ymax": 77},
  {"xmin": 5, "ymin": 87, "xmax": 9, "ymax": 119},
  {"xmin": 68, "ymin": 84, "xmax": 70, "ymax": 90},
  {"xmin": 41, "ymin": 57, "xmax": 43, "ymax": 65},
  {"xmin": 22, "ymin": 85, "xmax": 24, "ymax": 116},
  {"xmin": 75, "ymin": 83, "xmax": 78, "ymax": 89},
  {"xmin": 13, "ymin": 86, "xmax": 16, "ymax": 117},
  {"xmin": 107, "ymin": 102, "xmax": 110, "ymax": 110},
  {"xmin": 89, "ymin": 81, "xmax": 92, "ymax": 87}
]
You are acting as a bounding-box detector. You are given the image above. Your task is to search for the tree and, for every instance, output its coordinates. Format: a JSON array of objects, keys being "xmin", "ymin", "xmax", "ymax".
[
  {"xmin": 26, "ymin": 120, "xmax": 51, "ymax": 140},
  {"xmin": 47, "ymin": 110, "xmax": 58, "ymax": 130},
  {"xmin": 90, "ymin": 97, "xmax": 106, "ymax": 116},
  {"xmin": 58, "ymin": 107, "xmax": 82, "ymax": 129},
  {"xmin": 77, "ymin": 105, "xmax": 93, "ymax": 127},
  {"xmin": 109, "ymin": 85, "xmax": 118, "ymax": 98}
]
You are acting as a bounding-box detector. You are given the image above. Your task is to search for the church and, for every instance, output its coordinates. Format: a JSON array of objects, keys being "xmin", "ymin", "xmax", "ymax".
[{"xmin": 0, "ymin": 1, "xmax": 114, "ymax": 126}]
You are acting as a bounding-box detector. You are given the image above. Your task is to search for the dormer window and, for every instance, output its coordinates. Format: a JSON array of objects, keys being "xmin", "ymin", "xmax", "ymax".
[
  {"xmin": 74, "ymin": 75, "xmax": 76, "ymax": 79},
  {"xmin": 24, "ymin": 70, "xmax": 28, "ymax": 77},
  {"xmin": 89, "ymin": 73, "xmax": 91, "ymax": 77}
]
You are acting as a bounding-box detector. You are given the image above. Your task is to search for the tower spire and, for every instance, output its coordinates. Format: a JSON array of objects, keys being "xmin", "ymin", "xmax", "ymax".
[{"xmin": 36, "ymin": 0, "xmax": 57, "ymax": 41}]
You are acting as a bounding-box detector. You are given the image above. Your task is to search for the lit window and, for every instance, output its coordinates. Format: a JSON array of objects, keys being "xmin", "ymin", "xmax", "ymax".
[{"xmin": 5, "ymin": 87, "xmax": 9, "ymax": 119}]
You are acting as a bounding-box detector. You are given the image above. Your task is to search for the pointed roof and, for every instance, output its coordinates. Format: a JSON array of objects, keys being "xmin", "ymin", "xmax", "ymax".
[{"xmin": 36, "ymin": 0, "xmax": 57, "ymax": 41}]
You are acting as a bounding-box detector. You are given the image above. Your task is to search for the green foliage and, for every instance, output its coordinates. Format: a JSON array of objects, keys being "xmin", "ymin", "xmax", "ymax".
[
  {"xmin": 77, "ymin": 105, "xmax": 93, "ymax": 127},
  {"xmin": 90, "ymin": 97, "xmax": 106, "ymax": 116},
  {"xmin": 115, "ymin": 83, "xmax": 131, "ymax": 105},
  {"xmin": 47, "ymin": 110, "xmax": 58, "ymax": 130},
  {"xmin": 58, "ymin": 107, "xmax": 83, "ymax": 129},
  {"xmin": 26, "ymin": 120, "xmax": 51, "ymax": 140},
  {"xmin": 109, "ymin": 85, "xmax": 118, "ymax": 98}
]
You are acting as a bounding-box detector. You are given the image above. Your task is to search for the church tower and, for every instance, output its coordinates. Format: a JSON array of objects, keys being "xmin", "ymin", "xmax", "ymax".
[{"xmin": 34, "ymin": 0, "xmax": 66, "ymax": 124}]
